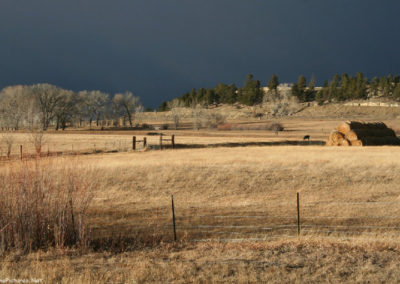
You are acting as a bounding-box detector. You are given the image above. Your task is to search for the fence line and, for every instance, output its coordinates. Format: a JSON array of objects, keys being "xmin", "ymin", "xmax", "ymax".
[
  {"xmin": 191, "ymin": 215, "xmax": 400, "ymax": 220},
  {"xmin": 166, "ymin": 224, "xmax": 400, "ymax": 231},
  {"xmin": 166, "ymin": 192, "xmax": 400, "ymax": 242}
]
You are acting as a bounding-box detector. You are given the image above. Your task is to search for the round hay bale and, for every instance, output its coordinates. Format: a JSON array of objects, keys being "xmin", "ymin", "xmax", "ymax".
[
  {"xmin": 345, "ymin": 128, "xmax": 396, "ymax": 141},
  {"xmin": 337, "ymin": 121, "xmax": 388, "ymax": 134},
  {"xmin": 361, "ymin": 136, "xmax": 400, "ymax": 146},
  {"xmin": 337, "ymin": 121, "xmax": 365, "ymax": 134},
  {"xmin": 327, "ymin": 131, "xmax": 344, "ymax": 146},
  {"xmin": 350, "ymin": 140, "xmax": 363, "ymax": 146},
  {"xmin": 339, "ymin": 139, "xmax": 350, "ymax": 146},
  {"xmin": 367, "ymin": 122, "xmax": 387, "ymax": 129},
  {"xmin": 345, "ymin": 130, "xmax": 359, "ymax": 142}
]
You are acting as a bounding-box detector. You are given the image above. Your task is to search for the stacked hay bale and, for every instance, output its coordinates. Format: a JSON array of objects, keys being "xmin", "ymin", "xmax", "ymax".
[{"xmin": 326, "ymin": 121, "xmax": 400, "ymax": 146}]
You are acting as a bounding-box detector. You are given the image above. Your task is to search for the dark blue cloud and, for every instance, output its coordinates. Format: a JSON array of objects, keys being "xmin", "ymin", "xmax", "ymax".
[{"xmin": 0, "ymin": 0, "xmax": 399, "ymax": 107}]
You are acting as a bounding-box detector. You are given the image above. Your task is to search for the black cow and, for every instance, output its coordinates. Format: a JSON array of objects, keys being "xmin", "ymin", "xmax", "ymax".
[{"xmin": 303, "ymin": 135, "xmax": 310, "ymax": 141}]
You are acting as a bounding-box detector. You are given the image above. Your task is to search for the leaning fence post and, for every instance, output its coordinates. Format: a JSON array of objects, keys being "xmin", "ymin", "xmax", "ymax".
[
  {"xmin": 20, "ymin": 145, "xmax": 22, "ymax": 160},
  {"xmin": 132, "ymin": 136, "xmax": 136, "ymax": 150},
  {"xmin": 143, "ymin": 137, "xmax": 147, "ymax": 148},
  {"xmin": 171, "ymin": 135, "xmax": 175, "ymax": 149},
  {"xmin": 171, "ymin": 195, "xmax": 177, "ymax": 241},
  {"xmin": 160, "ymin": 134, "xmax": 163, "ymax": 150},
  {"xmin": 297, "ymin": 192, "xmax": 301, "ymax": 236}
]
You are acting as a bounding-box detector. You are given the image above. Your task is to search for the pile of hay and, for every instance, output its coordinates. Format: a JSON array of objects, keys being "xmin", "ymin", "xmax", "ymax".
[{"xmin": 326, "ymin": 121, "xmax": 400, "ymax": 146}]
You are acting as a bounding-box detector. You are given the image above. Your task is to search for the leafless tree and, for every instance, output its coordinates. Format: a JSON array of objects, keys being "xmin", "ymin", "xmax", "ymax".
[
  {"xmin": 191, "ymin": 101, "xmax": 204, "ymax": 130},
  {"xmin": 80, "ymin": 90, "xmax": 109, "ymax": 128},
  {"xmin": 112, "ymin": 92, "xmax": 142, "ymax": 128},
  {"xmin": 0, "ymin": 85, "xmax": 37, "ymax": 130},
  {"xmin": 32, "ymin": 84, "xmax": 64, "ymax": 130},
  {"xmin": 54, "ymin": 90, "xmax": 80, "ymax": 130},
  {"xmin": 168, "ymin": 99, "xmax": 184, "ymax": 130},
  {"xmin": 263, "ymin": 85, "xmax": 299, "ymax": 117}
]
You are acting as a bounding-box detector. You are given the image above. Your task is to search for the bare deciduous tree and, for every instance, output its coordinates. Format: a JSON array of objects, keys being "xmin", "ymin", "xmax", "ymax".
[
  {"xmin": 0, "ymin": 85, "xmax": 36, "ymax": 130},
  {"xmin": 32, "ymin": 84, "xmax": 64, "ymax": 130},
  {"xmin": 80, "ymin": 90, "xmax": 109, "ymax": 129},
  {"xmin": 112, "ymin": 92, "xmax": 142, "ymax": 128},
  {"xmin": 263, "ymin": 84, "xmax": 299, "ymax": 117},
  {"xmin": 55, "ymin": 90, "xmax": 80, "ymax": 130},
  {"xmin": 191, "ymin": 101, "xmax": 204, "ymax": 130},
  {"xmin": 167, "ymin": 99, "xmax": 184, "ymax": 130}
]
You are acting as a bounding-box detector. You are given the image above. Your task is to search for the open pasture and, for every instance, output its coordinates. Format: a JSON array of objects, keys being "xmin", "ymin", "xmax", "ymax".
[
  {"xmin": 2, "ymin": 118, "xmax": 400, "ymax": 282},
  {"xmin": 2, "ymin": 118, "xmax": 399, "ymax": 158}
]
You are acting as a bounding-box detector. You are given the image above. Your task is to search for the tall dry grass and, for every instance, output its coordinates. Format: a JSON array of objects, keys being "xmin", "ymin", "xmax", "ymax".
[{"xmin": 0, "ymin": 158, "xmax": 96, "ymax": 252}]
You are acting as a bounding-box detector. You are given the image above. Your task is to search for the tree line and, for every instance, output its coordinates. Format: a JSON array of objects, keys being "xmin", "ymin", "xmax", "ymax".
[
  {"xmin": 158, "ymin": 73, "xmax": 400, "ymax": 110},
  {"xmin": 0, "ymin": 84, "xmax": 143, "ymax": 130}
]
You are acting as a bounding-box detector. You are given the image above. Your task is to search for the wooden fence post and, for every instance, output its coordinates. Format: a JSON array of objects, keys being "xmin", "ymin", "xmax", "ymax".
[
  {"xmin": 143, "ymin": 137, "xmax": 147, "ymax": 148},
  {"xmin": 171, "ymin": 195, "xmax": 177, "ymax": 241},
  {"xmin": 132, "ymin": 136, "xmax": 136, "ymax": 150},
  {"xmin": 20, "ymin": 145, "xmax": 22, "ymax": 160},
  {"xmin": 171, "ymin": 135, "xmax": 175, "ymax": 149},
  {"xmin": 160, "ymin": 134, "xmax": 163, "ymax": 150},
  {"xmin": 297, "ymin": 192, "xmax": 301, "ymax": 236}
]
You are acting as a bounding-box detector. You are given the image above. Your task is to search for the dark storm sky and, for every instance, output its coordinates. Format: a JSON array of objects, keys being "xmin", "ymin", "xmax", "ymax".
[{"xmin": 0, "ymin": 0, "xmax": 399, "ymax": 107}]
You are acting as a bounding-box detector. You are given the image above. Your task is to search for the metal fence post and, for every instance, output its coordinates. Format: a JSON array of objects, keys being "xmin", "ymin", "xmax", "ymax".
[
  {"xmin": 297, "ymin": 192, "xmax": 301, "ymax": 236},
  {"xmin": 171, "ymin": 195, "xmax": 177, "ymax": 241}
]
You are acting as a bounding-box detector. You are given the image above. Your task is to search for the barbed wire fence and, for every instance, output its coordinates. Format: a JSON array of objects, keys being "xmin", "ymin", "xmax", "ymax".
[{"xmin": 162, "ymin": 194, "xmax": 400, "ymax": 243}]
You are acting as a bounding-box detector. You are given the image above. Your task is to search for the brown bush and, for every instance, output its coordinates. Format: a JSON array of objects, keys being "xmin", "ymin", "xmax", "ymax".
[{"xmin": 0, "ymin": 158, "xmax": 96, "ymax": 252}]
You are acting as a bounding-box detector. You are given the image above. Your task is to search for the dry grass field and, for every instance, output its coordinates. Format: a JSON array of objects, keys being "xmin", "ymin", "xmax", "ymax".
[
  {"xmin": 1, "ymin": 116, "xmax": 400, "ymax": 282},
  {"xmin": 1, "ymin": 117, "xmax": 398, "ymax": 157}
]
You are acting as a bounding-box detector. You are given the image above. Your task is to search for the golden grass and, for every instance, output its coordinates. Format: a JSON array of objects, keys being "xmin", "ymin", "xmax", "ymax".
[
  {"xmin": 1, "ymin": 121, "xmax": 400, "ymax": 281},
  {"xmin": 2, "ymin": 238, "xmax": 400, "ymax": 283}
]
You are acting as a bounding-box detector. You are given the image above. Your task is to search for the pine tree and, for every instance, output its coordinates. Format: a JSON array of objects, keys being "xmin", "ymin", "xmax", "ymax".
[
  {"xmin": 292, "ymin": 75, "xmax": 307, "ymax": 102},
  {"xmin": 267, "ymin": 74, "xmax": 279, "ymax": 92},
  {"xmin": 238, "ymin": 74, "xmax": 263, "ymax": 105}
]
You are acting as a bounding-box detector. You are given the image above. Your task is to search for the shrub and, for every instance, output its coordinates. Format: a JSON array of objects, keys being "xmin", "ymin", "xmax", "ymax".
[
  {"xmin": 0, "ymin": 158, "xmax": 96, "ymax": 252},
  {"xmin": 269, "ymin": 122, "xmax": 284, "ymax": 132},
  {"xmin": 141, "ymin": 123, "xmax": 153, "ymax": 130},
  {"xmin": 0, "ymin": 132, "xmax": 14, "ymax": 158},
  {"xmin": 204, "ymin": 113, "xmax": 227, "ymax": 129},
  {"xmin": 30, "ymin": 130, "xmax": 46, "ymax": 155}
]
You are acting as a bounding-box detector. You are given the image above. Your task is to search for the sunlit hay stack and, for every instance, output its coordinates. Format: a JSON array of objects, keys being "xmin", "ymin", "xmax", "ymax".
[
  {"xmin": 337, "ymin": 121, "xmax": 387, "ymax": 134},
  {"xmin": 326, "ymin": 131, "xmax": 348, "ymax": 146},
  {"xmin": 327, "ymin": 121, "xmax": 400, "ymax": 146},
  {"xmin": 0, "ymin": 158, "xmax": 96, "ymax": 252}
]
